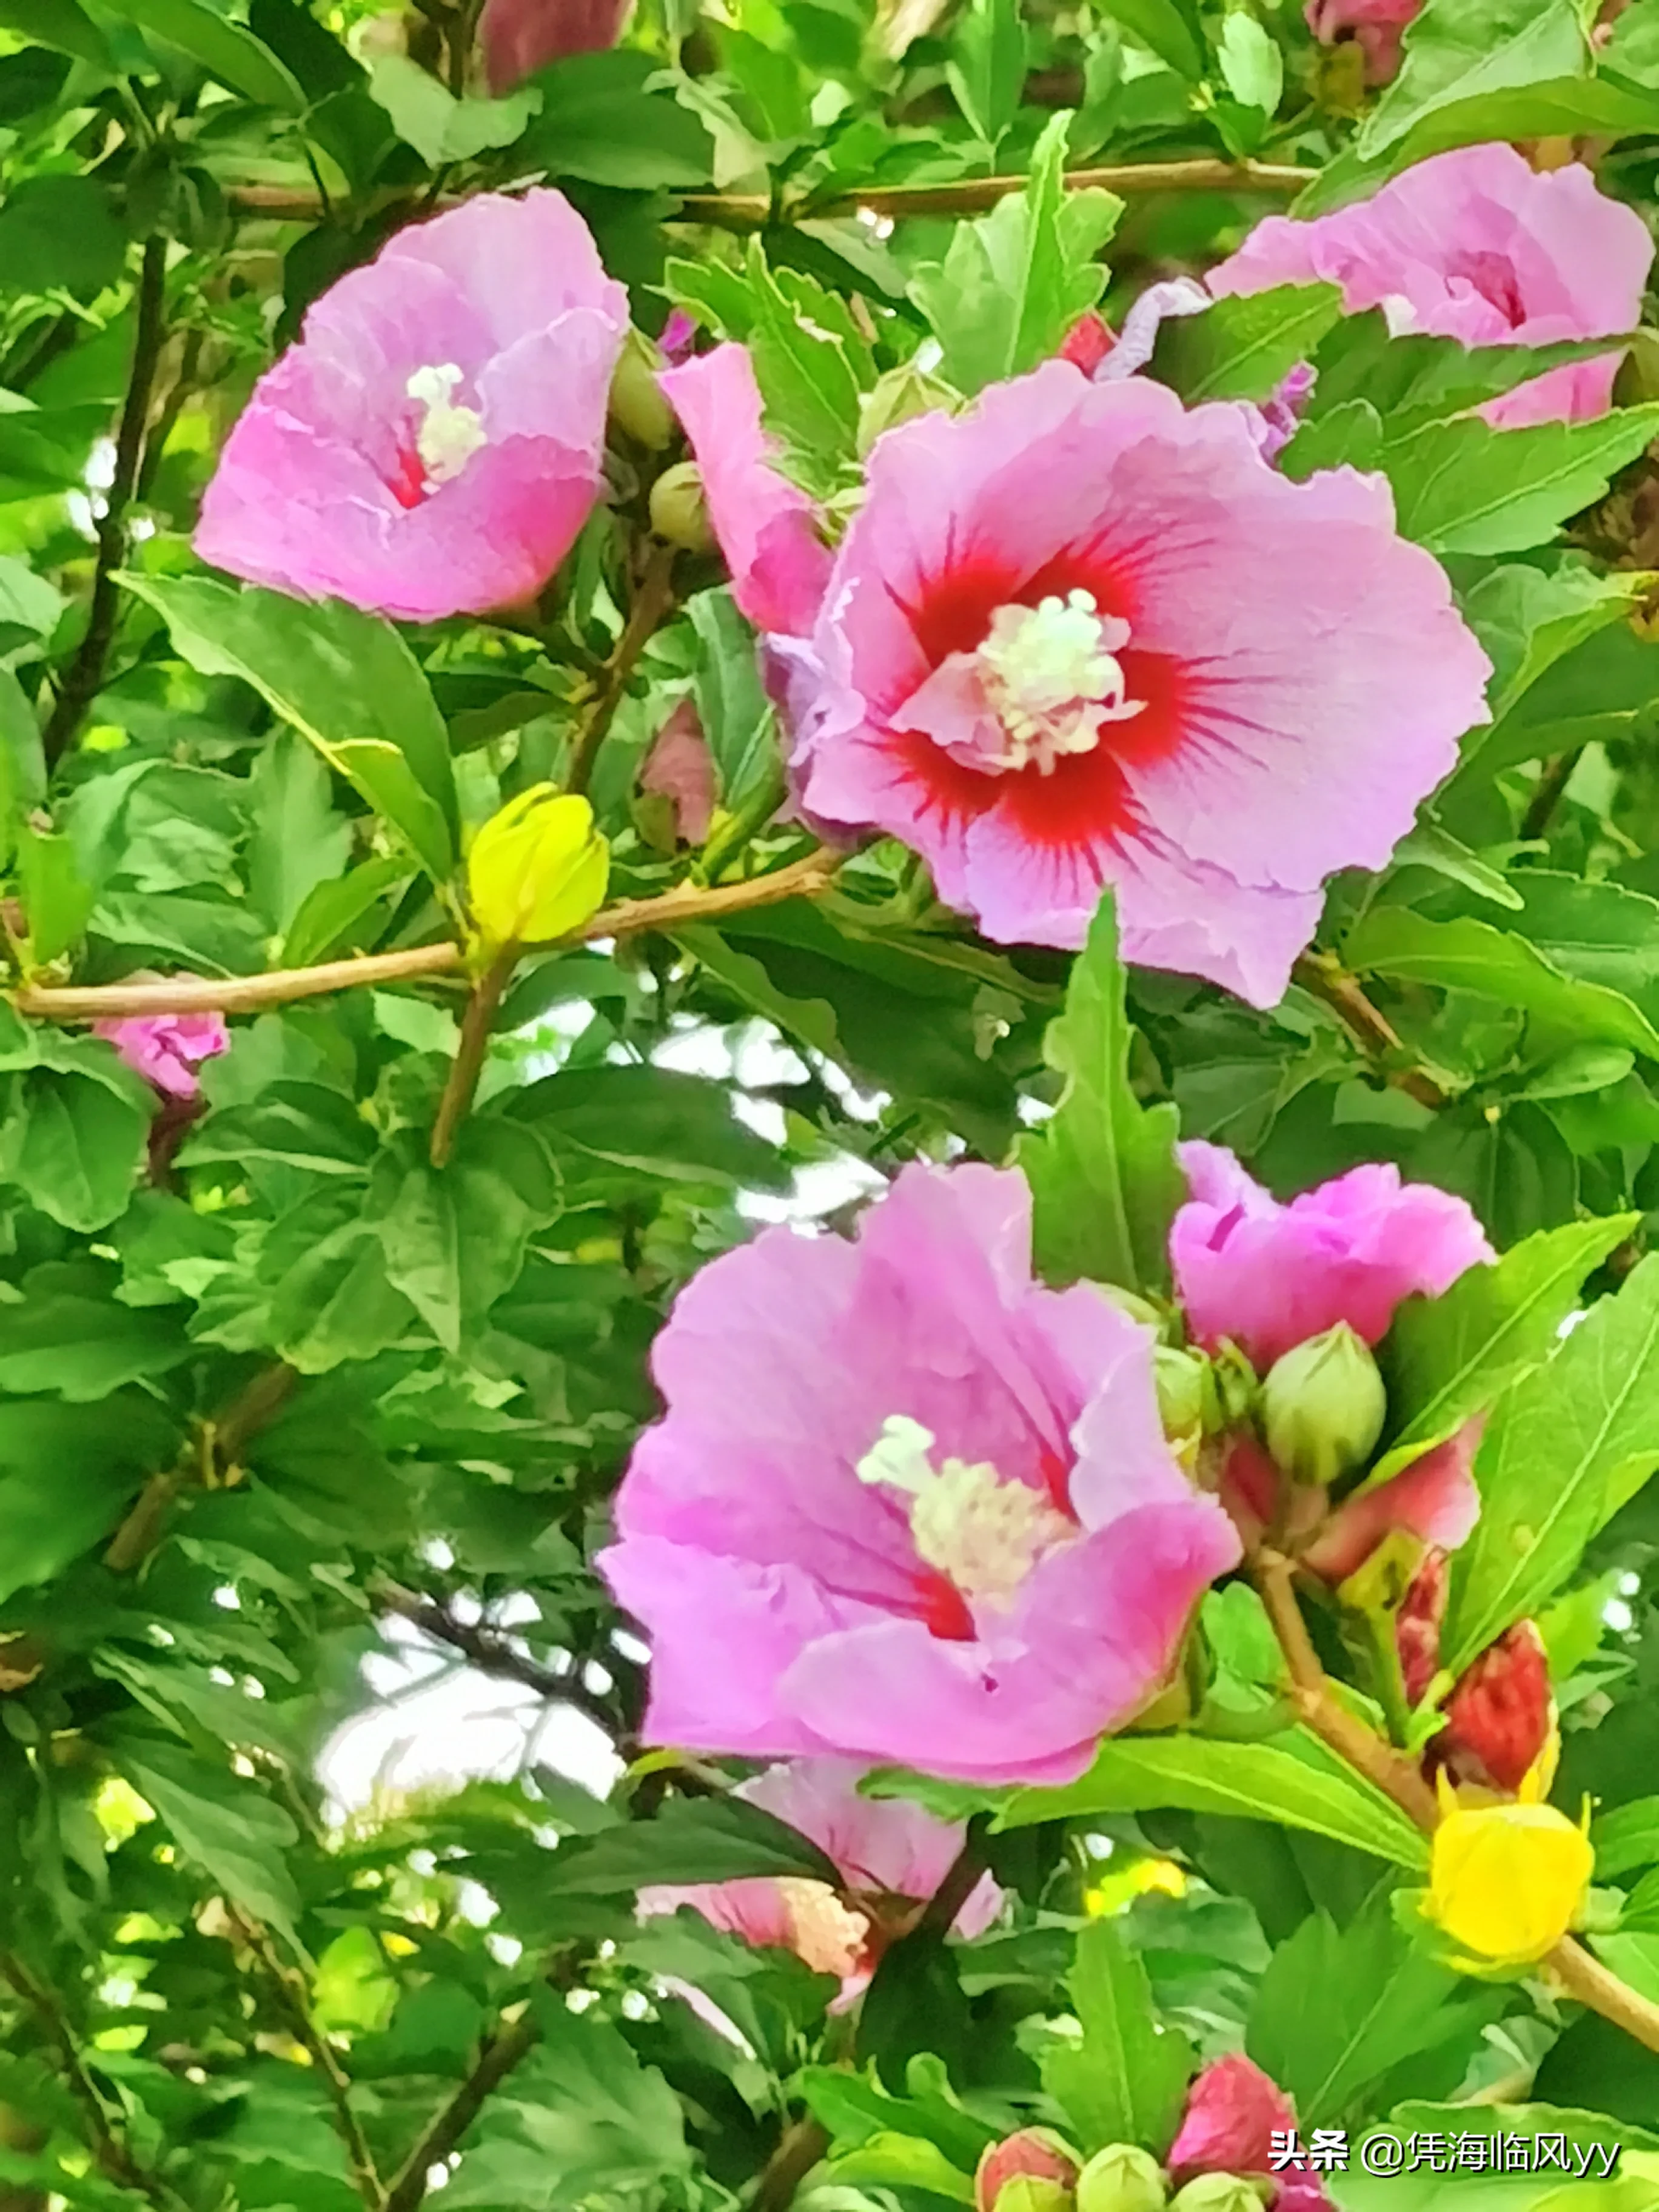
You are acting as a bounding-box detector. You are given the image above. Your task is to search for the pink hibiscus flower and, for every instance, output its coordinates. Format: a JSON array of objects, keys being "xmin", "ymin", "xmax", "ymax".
[
  {"xmin": 598, "ymin": 1164, "xmax": 1239, "ymax": 1787},
  {"xmin": 196, "ymin": 192, "xmax": 628, "ymax": 622},
  {"xmin": 788, "ymin": 364, "xmax": 1489, "ymax": 1005},
  {"xmin": 1305, "ymin": 0, "xmax": 1419, "ymax": 84},
  {"xmin": 659, "ymin": 343, "xmax": 832, "ymax": 638},
  {"xmin": 478, "ymin": 0, "xmax": 630, "ymax": 93},
  {"xmin": 1209, "ymin": 144, "xmax": 1653, "ymax": 429},
  {"xmin": 94, "ymin": 1009, "xmax": 230, "ymax": 1101},
  {"xmin": 639, "ymin": 1758, "xmax": 1002, "ymax": 2002},
  {"xmin": 1170, "ymin": 1141, "xmax": 1492, "ymax": 1370}
]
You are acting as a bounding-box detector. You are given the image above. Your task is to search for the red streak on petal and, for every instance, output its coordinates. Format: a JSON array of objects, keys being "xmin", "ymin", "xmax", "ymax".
[
  {"xmin": 387, "ymin": 445, "xmax": 427, "ymax": 511},
  {"xmin": 913, "ymin": 1570, "xmax": 976, "ymax": 1641}
]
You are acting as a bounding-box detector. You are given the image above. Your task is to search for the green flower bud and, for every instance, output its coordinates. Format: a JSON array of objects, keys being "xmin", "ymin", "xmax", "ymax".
[
  {"xmin": 1262, "ymin": 1321, "xmax": 1386, "ymax": 1487},
  {"xmin": 609, "ymin": 327, "xmax": 675, "ymax": 451},
  {"xmin": 996, "ymin": 2182, "xmax": 1076, "ymax": 2212},
  {"xmin": 1169, "ymin": 2176, "xmax": 1265, "ymax": 2212},
  {"xmin": 1155, "ymin": 1346, "xmax": 1208, "ymax": 1444},
  {"xmin": 1076, "ymin": 2144, "xmax": 1167, "ymax": 2212},
  {"xmin": 649, "ymin": 460, "xmax": 714, "ymax": 551},
  {"xmin": 856, "ymin": 360, "xmax": 959, "ymax": 457},
  {"xmin": 1097, "ymin": 1284, "xmax": 1164, "ymax": 1332}
]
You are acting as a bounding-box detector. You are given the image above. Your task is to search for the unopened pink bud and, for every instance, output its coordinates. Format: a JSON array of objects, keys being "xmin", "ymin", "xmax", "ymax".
[
  {"xmin": 1059, "ymin": 313, "xmax": 1114, "ymax": 374},
  {"xmin": 478, "ymin": 0, "xmax": 631, "ymax": 93},
  {"xmin": 976, "ymin": 2131, "xmax": 1081, "ymax": 2212}
]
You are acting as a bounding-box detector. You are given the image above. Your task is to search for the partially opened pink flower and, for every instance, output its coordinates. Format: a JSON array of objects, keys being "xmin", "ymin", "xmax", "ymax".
[
  {"xmin": 1169, "ymin": 2055, "xmax": 1297, "ymax": 2181},
  {"xmin": 1210, "ymin": 145, "xmax": 1652, "ymax": 429},
  {"xmin": 196, "ymin": 192, "xmax": 628, "ymax": 622},
  {"xmin": 478, "ymin": 0, "xmax": 629, "ymax": 93},
  {"xmin": 1171, "ymin": 1141, "xmax": 1492, "ymax": 1370},
  {"xmin": 658, "ymin": 343, "xmax": 832, "ymax": 638},
  {"xmin": 789, "ymin": 364, "xmax": 1489, "ymax": 1005},
  {"xmin": 95, "ymin": 1009, "xmax": 229, "ymax": 1101},
  {"xmin": 639, "ymin": 1758, "xmax": 1002, "ymax": 2001},
  {"xmin": 1305, "ymin": 0, "xmax": 1419, "ymax": 84},
  {"xmin": 599, "ymin": 1164, "xmax": 1239, "ymax": 1786}
]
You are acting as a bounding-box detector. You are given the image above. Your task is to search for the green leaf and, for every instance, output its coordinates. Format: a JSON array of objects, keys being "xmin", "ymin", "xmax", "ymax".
[
  {"xmin": 0, "ymin": 1265, "xmax": 190, "ymax": 1400},
  {"xmin": 1247, "ymin": 1902, "xmax": 1496, "ymax": 2129},
  {"xmin": 0, "ymin": 552, "xmax": 64, "ymax": 648},
  {"xmin": 1096, "ymin": 0, "xmax": 1202, "ymax": 77},
  {"xmin": 1446, "ymin": 1255, "xmax": 1659, "ymax": 1675},
  {"xmin": 246, "ymin": 731, "xmax": 354, "ymax": 938},
  {"xmin": 947, "ymin": 0, "xmax": 1028, "ymax": 146},
  {"xmin": 121, "ymin": 575, "xmax": 459, "ymax": 882},
  {"xmin": 1361, "ymin": 0, "xmax": 1589, "ymax": 158},
  {"xmin": 0, "ymin": 1061, "xmax": 150, "ymax": 1232},
  {"xmin": 16, "ymin": 823, "xmax": 95, "ymax": 965},
  {"xmin": 280, "ymin": 856, "xmax": 409, "ymax": 968},
  {"xmin": 1370, "ymin": 1215, "xmax": 1637, "ymax": 1486},
  {"xmin": 310, "ymin": 1928, "xmax": 398, "ymax": 2037},
  {"xmin": 0, "ymin": 175, "xmax": 125, "ymax": 301},
  {"xmin": 508, "ymin": 1063, "xmax": 791, "ymax": 1188},
  {"xmin": 0, "ymin": 1398, "xmax": 178, "ymax": 1601},
  {"xmin": 112, "ymin": 1734, "xmax": 304, "ymax": 1948},
  {"xmin": 1382, "ymin": 406, "xmax": 1659, "ymax": 557},
  {"xmin": 1344, "ymin": 908, "xmax": 1659, "ymax": 1059},
  {"xmin": 515, "ymin": 49, "xmax": 712, "ymax": 189},
  {"xmin": 1458, "ymin": 560, "xmax": 1644, "ymax": 735},
  {"xmin": 1017, "ymin": 892, "xmax": 1185, "ymax": 1296},
  {"xmin": 1153, "ymin": 283, "xmax": 1342, "ymax": 406},
  {"xmin": 1592, "ymin": 1795, "xmax": 1659, "ymax": 1880},
  {"xmin": 686, "ymin": 588, "xmax": 780, "ymax": 812},
  {"xmin": 908, "ymin": 113, "xmax": 1122, "ymax": 395},
  {"xmin": 366, "ymin": 53, "xmax": 534, "ymax": 164},
  {"xmin": 830, "ymin": 2134, "xmax": 974, "ymax": 2202},
  {"xmin": 0, "ymin": 0, "xmax": 112, "ymax": 65},
  {"xmin": 443, "ymin": 2005, "xmax": 690, "ymax": 2207},
  {"xmin": 96, "ymin": 0, "xmax": 303, "ymax": 105},
  {"xmin": 1217, "ymin": 12, "xmax": 1282, "ymax": 111},
  {"xmin": 999, "ymin": 1731, "xmax": 1430, "ymax": 1866},
  {"xmin": 367, "ymin": 1120, "xmax": 562, "ymax": 1354},
  {"xmin": 1042, "ymin": 1920, "xmax": 1193, "ymax": 2156},
  {"xmin": 799, "ymin": 2059, "xmax": 999, "ymax": 2173},
  {"xmin": 538, "ymin": 1792, "xmax": 841, "ymax": 1895},
  {"xmin": 1306, "ymin": 315, "xmax": 1634, "ymax": 438}
]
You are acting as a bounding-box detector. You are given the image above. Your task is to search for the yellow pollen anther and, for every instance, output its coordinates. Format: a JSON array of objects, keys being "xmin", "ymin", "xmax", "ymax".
[
  {"xmin": 856, "ymin": 1415, "xmax": 1073, "ymax": 1609},
  {"xmin": 976, "ymin": 588, "xmax": 1145, "ymax": 776},
  {"xmin": 406, "ymin": 363, "xmax": 488, "ymax": 488}
]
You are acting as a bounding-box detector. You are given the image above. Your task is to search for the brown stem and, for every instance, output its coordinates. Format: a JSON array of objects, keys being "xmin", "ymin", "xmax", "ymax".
[
  {"xmin": 1519, "ymin": 748, "xmax": 1584, "ymax": 842},
  {"xmin": 0, "ymin": 1954, "xmax": 177, "ymax": 2207},
  {"xmin": 375, "ymin": 1581, "xmax": 620, "ymax": 1735},
  {"xmin": 381, "ymin": 1945, "xmax": 586, "ymax": 2212},
  {"xmin": 238, "ymin": 1921, "xmax": 385, "ymax": 2207},
  {"xmin": 104, "ymin": 1365, "xmax": 295, "ymax": 1573},
  {"xmin": 429, "ymin": 948, "xmax": 515, "ymax": 1168},
  {"xmin": 41, "ymin": 236, "xmax": 167, "ymax": 769},
  {"xmin": 566, "ymin": 543, "xmax": 677, "ymax": 799},
  {"xmin": 680, "ymin": 155, "xmax": 1310, "ymax": 230},
  {"xmin": 225, "ymin": 156, "xmax": 1309, "ymax": 231},
  {"xmin": 1253, "ymin": 1550, "xmax": 1441, "ymax": 1829},
  {"xmin": 1292, "ymin": 950, "xmax": 1447, "ymax": 1111},
  {"xmin": 1546, "ymin": 1939, "xmax": 1659, "ymax": 2056},
  {"xmin": 752, "ymin": 2118, "xmax": 831, "ymax": 2212},
  {"xmin": 16, "ymin": 849, "xmax": 843, "ymax": 1023}
]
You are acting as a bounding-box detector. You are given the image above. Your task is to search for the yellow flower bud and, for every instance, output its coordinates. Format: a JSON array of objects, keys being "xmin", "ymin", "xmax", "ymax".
[
  {"xmin": 1426, "ymin": 1771, "xmax": 1594, "ymax": 1966},
  {"xmin": 465, "ymin": 786, "xmax": 609, "ymax": 954},
  {"xmin": 1076, "ymin": 2143, "xmax": 1167, "ymax": 2212}
]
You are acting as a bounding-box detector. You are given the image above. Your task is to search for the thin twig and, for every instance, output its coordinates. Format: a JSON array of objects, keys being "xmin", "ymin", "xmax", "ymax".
[
  {"xmin": 1293, "ymin": 950, "xmax": 1447, "ymax": 1110},
  {"xmin": 752, "ymin": 2118, "xmax": 831, "ymax": 2212},
  {"xmin": 104, "ymin": 1365, "xmax": 295, "ymax": 1573},
  {"xmin": 226, "ymin": 157, "xmax": 1309, "ymax": 230},
  {"xmin": 566, "ymin": 542, "xmax": 678, "ymax": 798},
  {"xmin": 0, "ymin": 1953, "xmax": 178, "ymax": 2206},
  {"xmin": 41, "ymin": 236, "xmax": 168, "ymax": 768},
  {"xmin": 375, "ymin": 1581, "xmax": 620, "ymax": 1735},
  {"xmin": 380, "ymin": 1946, "xmax": 586, "ymax": 2212},
  {"xmin": 1519, "ymin": 748, "xmax": 1584, "ymax": 842},
  {"xmin": 15, "ymin": 848, "xmax": 843, "ymax": 1023},
  {"xmin": 238, "ymin": 1921, "xmax": 386, "ymax": 2208},
  {"xmin": 429, "ymin": 947, "xmax": 515, "ymax": 1168}
]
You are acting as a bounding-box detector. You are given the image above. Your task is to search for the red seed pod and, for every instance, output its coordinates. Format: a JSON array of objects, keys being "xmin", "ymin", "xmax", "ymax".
[
  {"xmin": 1394, "ymin": 1548, "xmax": 1449, "ymax": 1707},
  {"xmin": 1439, "ymin": 1620, "xmax": 1554, "ymax": 1795}
]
